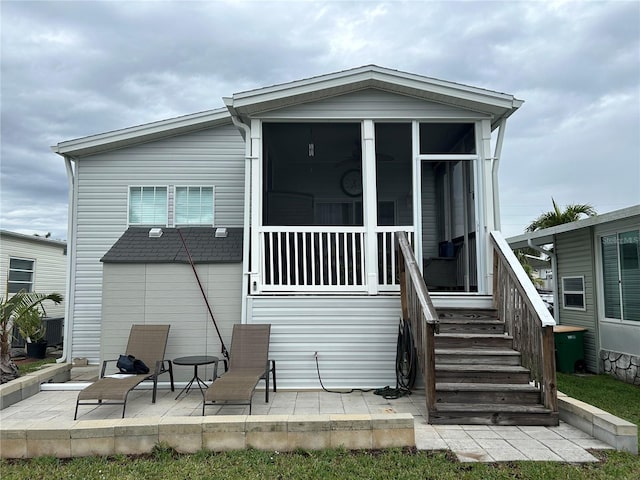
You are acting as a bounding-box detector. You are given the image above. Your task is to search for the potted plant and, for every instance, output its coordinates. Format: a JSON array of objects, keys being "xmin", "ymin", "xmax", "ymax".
[
  {"xmin": 0, "ymin": 291, "xmax": 62, "ymax": 382},
  {"xmin": 14, "ymin": 305, "xmax": 48, "ymax": 358}
]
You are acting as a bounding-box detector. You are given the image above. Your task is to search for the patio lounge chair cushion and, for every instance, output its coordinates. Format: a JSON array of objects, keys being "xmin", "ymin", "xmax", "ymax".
[
  {"xmin": 203, "ymin": 324, "xmax": 272, "ymax": 414},
  {"xmin": 74, "ymin": 324, "xmax": 174, "ymax": 419}
]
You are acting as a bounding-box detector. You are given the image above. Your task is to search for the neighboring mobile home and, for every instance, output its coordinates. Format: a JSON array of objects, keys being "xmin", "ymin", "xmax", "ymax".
[
  {"xmin": 0, "ymin": 230, "xmax": 66, "ymax": 319},
  {"xmin": 508, "ymin": 206, "xmax": 640, "ymax": 385},
  {"xmin": 0, "ymin": 230, "xmax": 67, "ymax": 346},
  {"xmin": 53, "ymin": 66, "xmax": 527, "ymax": 389}
]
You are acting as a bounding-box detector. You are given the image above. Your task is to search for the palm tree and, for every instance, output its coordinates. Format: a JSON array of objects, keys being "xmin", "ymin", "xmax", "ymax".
[
  {"xmin": 526, "ymin": 198, "xmax": 597, "ymax": 232},
  {"xmin": 1, "ymin": 291, "xmax": 63, "ymax": 383}
]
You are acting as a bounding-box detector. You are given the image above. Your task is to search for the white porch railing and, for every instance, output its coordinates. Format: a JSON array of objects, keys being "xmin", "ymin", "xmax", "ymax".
[
  {"xmin": 261, "ymin": 227, "xmax": 366, "ymax": 292},
  {"xmin": 377, "ymin": 227, "xmax": 415, "ymax": 291},
  {"xmin": 260, "ymin": 226, "xmax": 413, "ymax": 293}
]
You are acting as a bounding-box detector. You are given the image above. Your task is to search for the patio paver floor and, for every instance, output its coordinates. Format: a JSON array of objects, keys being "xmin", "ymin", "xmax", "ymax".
[{"xmin": 0, "ymin": 367, "xmax": 614, "ymax": 463}]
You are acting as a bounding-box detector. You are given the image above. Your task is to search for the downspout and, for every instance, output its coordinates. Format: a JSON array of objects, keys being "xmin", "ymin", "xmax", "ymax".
[
  {"xmin": 56, "ymin": 154, "xmax": 77, "ymax": 363},
  {"xmin": 492, "ymin": 119, "xmax": 506, "ymax": 231},
  {"xmin": 527, "ymin": 238, "xmax": 558, "ymax": 323},
  {"xmin": 227, "ymin": 104, "xmax": 252, "ymax": 324}
]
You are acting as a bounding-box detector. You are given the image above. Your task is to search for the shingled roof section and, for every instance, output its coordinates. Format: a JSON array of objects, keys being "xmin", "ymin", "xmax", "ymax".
[{"xmin": 101, "ymin": 227, "xmax": 243, "ymax": 264}]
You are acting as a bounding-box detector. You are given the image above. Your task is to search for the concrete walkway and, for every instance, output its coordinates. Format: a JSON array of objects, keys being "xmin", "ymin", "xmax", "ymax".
[{"xmin": 0, "ymin": 366, "xmax": 614, "ymax": 462}]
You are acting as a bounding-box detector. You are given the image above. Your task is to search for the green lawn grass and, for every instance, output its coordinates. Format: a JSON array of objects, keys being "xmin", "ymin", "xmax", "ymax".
[
  {"xmin": 557, "ymin": 372, "xmax": 640, "ymax": 443},
  {"xmin": 15, "ymin": 357, "xmax": 56, "ymax": 375},
  {"xmin": 2, "ymin": 447, "xmax": 639, "ymax": 480}
]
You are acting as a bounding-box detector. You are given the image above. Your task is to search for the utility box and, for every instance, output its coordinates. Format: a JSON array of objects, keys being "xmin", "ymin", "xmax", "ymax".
[{"xmin": 554, "ymin": 325, "xmax": 587, "ymax": 373}]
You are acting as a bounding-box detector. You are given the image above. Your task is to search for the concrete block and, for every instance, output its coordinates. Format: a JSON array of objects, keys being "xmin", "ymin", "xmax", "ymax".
[
  {"xmin": 286, "ymin": 414, "xmax": 331, "ymax": 451},
  {"xmin": 114, "ymin": 417, "xmax": 160, "ymax": 455},
  {"xmin": 26, "ymin": 426, "xmax": 71, "ymax": 458},
  {"xmin": 372, "ymin": 428, "xmax": 415, "ymax": 448},
  {"xmin": 70, "ymin": 419, "xmax": 116, "ymax": 457},
  {"xmin": 593, "ymin": 413, "xmax": 638, "ymax": 436},
  {"xmin": 0, "ymin": 388, "xmax": 22, "ymax": 410},
  {"xmin": 246, "ymin": 415, "xmax": 288, "ymax": 451},
  {"xmin": 20, "ymin": 377, "xmax": 40, "ymax": 399},
  {"xmin": 159, "ymin": 416, "xmax": 203, "ymax": 453},
  {"xmin": 330, "ymin": 429, "xmax": 372, "ymax": 449},
  {"xmin": 329, "ymin": 414, "xmax": 372, "ymax": 431},
  {"xmin": 202, "ymin": 415, "xmax": 246, "ymax": 451},
  {"xmin": 0, "ymin": 429, "xmax": 27, "ymax": 458}
]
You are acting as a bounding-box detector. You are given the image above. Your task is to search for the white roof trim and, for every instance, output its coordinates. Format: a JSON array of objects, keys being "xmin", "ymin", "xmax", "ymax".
[
  {"xmin": 507, "ymin": 205, "xmax": 640, "ymax": 249},
  {"xmin": 230, "ymin": 65, "xmax": 523, "ymax": 111},
  {"xmin": 52, "ymin": 108, "xmax": 230, "ymax": 157},
  {"xmin": 0, "ymin": 229, "xmax": 67, "ymax": 247}
]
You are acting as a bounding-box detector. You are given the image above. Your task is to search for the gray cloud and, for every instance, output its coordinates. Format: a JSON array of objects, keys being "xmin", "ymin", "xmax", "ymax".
[{"xmin": 1, "ymin": 0, "xmax": 639, "ymax": 240}]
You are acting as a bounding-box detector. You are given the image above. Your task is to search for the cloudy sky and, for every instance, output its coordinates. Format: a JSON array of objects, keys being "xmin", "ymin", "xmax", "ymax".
[{"xmin": 1, "ymin": 0, "xmax": 639, "ymax": 241}]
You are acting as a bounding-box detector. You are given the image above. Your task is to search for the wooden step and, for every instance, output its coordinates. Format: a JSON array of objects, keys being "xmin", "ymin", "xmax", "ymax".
[
  {"xmin": 436, "ymin": 382, "xmax": 541, "ymax": 404},
  {"xmin": 429, "ymin": 403, "xmax": 559, "ymax": 426},
  {"xmin": 435, "ymin": 333, "xmax": 513, "ymax": 349},
  {"xmin": 437, "ymin": 308, "xmax": 499, "ymax": 321},
  {"xmin": 435, "ymin": 348, "xmax": 521, "ymax": 365},
  {"xmin": 436, "ymin": 364, "xmax": 531, "ymax": 384},
  {"xmin": 437, "ymin": 319, "xmax": 505, "ymax": 334}
]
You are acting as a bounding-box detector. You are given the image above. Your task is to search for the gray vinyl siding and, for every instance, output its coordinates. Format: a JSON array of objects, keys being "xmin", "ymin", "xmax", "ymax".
[
  {"xmin": 258, "ymin": 89, "xmax": 492, "ymax": 120},
  {"xmin": 247, "ymin": 295, "xmax": 402, "ymax": 389},
  {"xmin": 556, "ymin": 228, "xmax": 598, "ymax": 372},
  {"xmin": 0, "ymin": 233, "xmax": 66, "ymax": 318},
  {"xmin": 101, "ymin": 263, "xmax": 242, "ymax": 382},
  {"xmin": 71, "ymin": 124, "xmax": 245, "ymax": 362}
]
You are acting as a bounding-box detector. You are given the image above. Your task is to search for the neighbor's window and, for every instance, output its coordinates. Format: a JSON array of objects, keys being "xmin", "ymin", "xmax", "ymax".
[
  {"xmin": 175, "ymin": 186, "xmax": 214, "ymax": 225},
  {"xmin": 562, "ymin": 276, "xmax": 586, "ymax": 310},
  {"xmin": 128, "ymin": 186, "xmax": 168, "ymax": 225},
  {"xmin": 8, "ymin": 258, "xmax": 35, "ymax": 293}
]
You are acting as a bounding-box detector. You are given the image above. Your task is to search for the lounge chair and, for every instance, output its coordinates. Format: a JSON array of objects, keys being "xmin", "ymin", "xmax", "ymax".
[
  {"xmin": 203, "ymin": 324, "xmax": 275, "ymax": 415},
  {"xmin": 74, "ymin": 324, "xmax": 174, "ymax": 419}
]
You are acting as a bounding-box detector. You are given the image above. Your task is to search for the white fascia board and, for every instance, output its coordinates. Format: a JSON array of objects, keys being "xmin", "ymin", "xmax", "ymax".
[
  {"xmin": 52, "ymin": 108, "xmax": 230, "ymax": 156},
  {"xmin": 506, "ymin": 205, "xmax": 640, "ymax": 249},
  {"xmin": 230, "ymin": 65, "xmax": 522, "ymax": 113},
  {"xmin": 0, "ymin": 229, "xmax": 67, "ymax": 247}
]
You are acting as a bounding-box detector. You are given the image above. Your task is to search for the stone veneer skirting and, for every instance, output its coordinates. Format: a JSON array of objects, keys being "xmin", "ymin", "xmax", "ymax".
[
  {"xmin": 0, "ymin": 413, "xmax": 415, "ymax": 458},
  {"xmin": 600, "ymin": 350, "xmax": 640, "ymax": 386}
]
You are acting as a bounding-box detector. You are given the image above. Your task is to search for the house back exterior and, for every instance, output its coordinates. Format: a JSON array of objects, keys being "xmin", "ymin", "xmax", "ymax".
[{"xmin": 53, "ymin": 66, "xmax": 524, "ymax": 387}]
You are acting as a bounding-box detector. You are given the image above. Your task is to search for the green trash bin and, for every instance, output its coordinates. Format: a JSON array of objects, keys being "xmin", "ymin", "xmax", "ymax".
[{"xmin": 553, "ymin": 325, "xmax": 587, "ymax": 373}]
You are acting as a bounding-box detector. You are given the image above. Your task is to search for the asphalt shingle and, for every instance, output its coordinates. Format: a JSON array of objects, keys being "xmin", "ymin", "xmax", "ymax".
[{"xmin": 100, "ymin": 227, "xmax": 242, "ymax": 264}]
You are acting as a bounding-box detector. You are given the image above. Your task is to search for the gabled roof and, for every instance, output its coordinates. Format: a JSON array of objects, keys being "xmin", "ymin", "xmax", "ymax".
[
  {"xmin": 101, "ymin": 227, "xmax": 243, "ymax": 264},
  {"xmin": 52, "ymin": 108, "xmax": 231, "ymax": 157},
  {"xmin": 53, "ymin": 65, "xmax": 523, "ymax": 157},
  {"xmin": 225, "ymin": 65, "xmax": 523, "ymax": 128},
  {"xmin": 507, "ymin": 205, "xmax": 640, "ymax": 249}
]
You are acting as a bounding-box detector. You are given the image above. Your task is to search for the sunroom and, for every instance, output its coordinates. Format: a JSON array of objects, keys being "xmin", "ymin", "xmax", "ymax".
[{"xmin": 226, "ymin": 67, "xmax": 523, "ymax": 298}]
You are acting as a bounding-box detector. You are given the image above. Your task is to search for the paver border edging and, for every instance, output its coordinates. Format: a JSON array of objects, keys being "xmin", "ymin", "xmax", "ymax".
[
  {"xmin": 0, "ymin": 363, "xmax": 71, "ymax": 410},
  {"xmin": 558, "ymin": 391, "xmax": 638, "ymax": 454},
  {"xmin": 0, "ymin": 413, "xmax": 416, "ymax": 458}
]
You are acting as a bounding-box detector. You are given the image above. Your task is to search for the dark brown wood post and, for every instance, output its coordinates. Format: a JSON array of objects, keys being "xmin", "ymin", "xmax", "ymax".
[
  {"xmin": 541, "ymin": 325, "xmax": 558, "ymax": 412},
  {"xmin": 424, "ymin": 321, "xmax": 437, "ymax": 419}
]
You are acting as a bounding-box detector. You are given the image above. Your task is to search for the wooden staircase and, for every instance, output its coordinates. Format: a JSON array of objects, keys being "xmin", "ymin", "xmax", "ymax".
[{"xmin": 430, "ymin": 307, "xmax": 559, "ymax": 426}]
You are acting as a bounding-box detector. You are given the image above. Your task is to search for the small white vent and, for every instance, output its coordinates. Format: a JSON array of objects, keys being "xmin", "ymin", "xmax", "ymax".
[
  {"xmin": 215, "ymin": 227, "xmax": 228, "ymax": 238},
  {"xmin": 149, "ymin": 228, "xmax": 163, "ymax": 238}
]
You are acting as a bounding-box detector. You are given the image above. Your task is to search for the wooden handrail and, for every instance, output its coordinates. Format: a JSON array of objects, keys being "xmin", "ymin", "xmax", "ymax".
[
  {"xmin": 489, "ymin": 231, "xmax": 558, "ymax": 413},
  {"xmin": 396, "ymin": 231, "xmax": 439, "ymax": 419}
]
